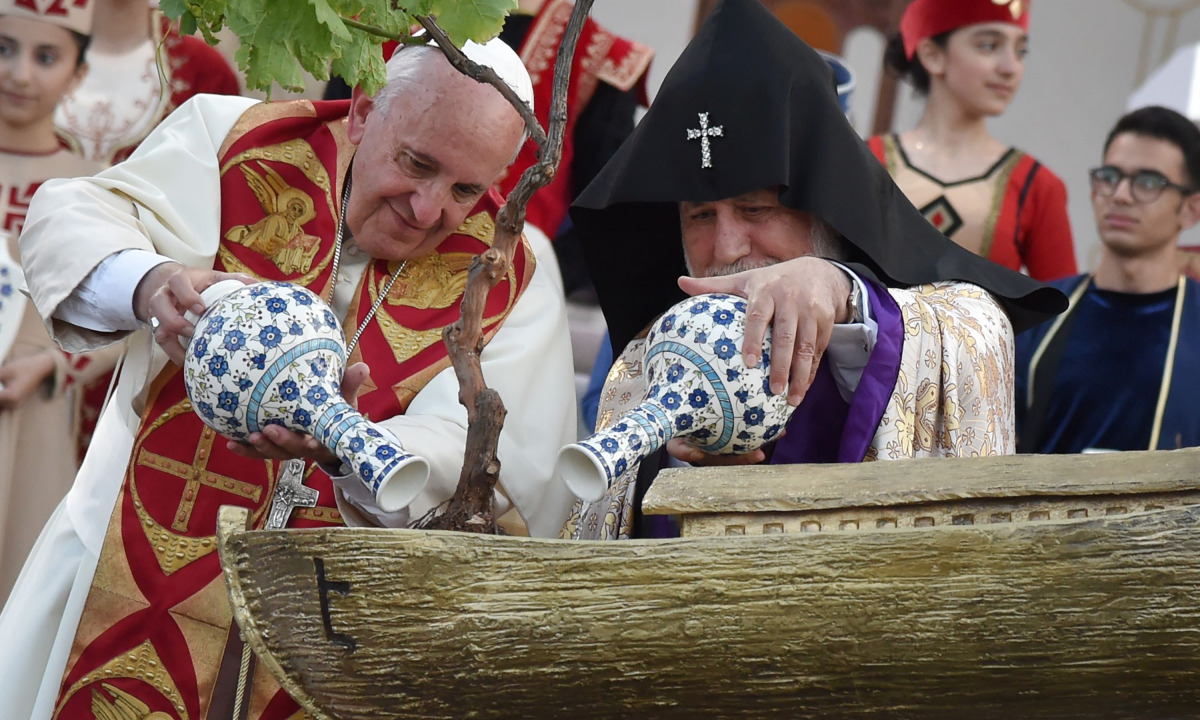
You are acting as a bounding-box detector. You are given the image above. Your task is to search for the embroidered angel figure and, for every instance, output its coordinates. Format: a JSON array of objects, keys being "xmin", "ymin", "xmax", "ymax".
[{"xmin": 225, "ymin": 161, "xmax": 321, "ymax": 274}]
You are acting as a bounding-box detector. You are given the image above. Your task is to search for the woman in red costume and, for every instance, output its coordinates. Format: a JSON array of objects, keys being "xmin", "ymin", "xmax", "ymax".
[{"xmin": 869, "ymin": 0, "xmax": 1077, "ymax": 281}]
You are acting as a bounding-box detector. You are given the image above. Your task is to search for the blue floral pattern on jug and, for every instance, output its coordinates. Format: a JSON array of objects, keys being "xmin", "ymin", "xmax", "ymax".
[
  {"xmin": 182, "ymin": 281, "xmax": 425, "ymax": 509},
  {"xmin": 558, "ymin": 292, "xmax": 797, "ymax": 499}
]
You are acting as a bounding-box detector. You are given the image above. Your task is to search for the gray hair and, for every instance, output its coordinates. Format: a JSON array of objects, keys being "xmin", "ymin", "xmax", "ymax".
[
  {"xmin": 372, "ymin": 44, "xmax": 444, "ymax": 116},
  {"xmin": 810, "ymin": 215, "xmax": 846, "ymax": 261},
  {"xmin": 371, "ymin": 43, "xmax": 530, "ymax": 159}
]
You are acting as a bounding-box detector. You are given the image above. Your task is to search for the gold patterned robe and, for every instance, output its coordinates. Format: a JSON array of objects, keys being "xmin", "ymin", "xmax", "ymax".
[{"xmin": 563, "ymin": 281, "xmax": 1015, "ymax": 541}]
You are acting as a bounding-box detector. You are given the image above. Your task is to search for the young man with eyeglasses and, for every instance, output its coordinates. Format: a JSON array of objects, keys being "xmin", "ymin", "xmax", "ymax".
[{"xmin": 1015, "ymin": 105, "xmax": 1200, "ymax": 453}]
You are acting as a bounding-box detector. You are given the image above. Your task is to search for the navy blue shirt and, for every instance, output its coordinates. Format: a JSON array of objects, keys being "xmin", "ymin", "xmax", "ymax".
[{"xmin": 1016, "ymin": 282, "xmax": 1178, "ymax": 453}]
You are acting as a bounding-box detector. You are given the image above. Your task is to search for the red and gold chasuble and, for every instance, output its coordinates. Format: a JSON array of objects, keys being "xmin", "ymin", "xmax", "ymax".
[
  {"xmin": 53, "ymin": 100, "xmax": 534, "ymax": 719},
  {"xmin": 494, "ymin": 0, "xmax": 652, "ymax": 237}
]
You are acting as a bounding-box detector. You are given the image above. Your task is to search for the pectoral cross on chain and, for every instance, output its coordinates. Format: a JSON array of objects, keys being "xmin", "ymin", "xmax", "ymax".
[
  {"xmin": 687, "ymin": 112, "xmax": 724, "ymax": 169},
  {"xmin": 266, "ymin": 459, "xmax": 318, "ymax": 529},
  {"xmin": 223, "ymin": 459, "xmax": 319, "ymax": 719}
]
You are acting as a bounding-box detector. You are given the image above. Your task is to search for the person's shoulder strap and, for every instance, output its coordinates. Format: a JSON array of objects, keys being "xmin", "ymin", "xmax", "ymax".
[
  {"xmin": 1011, "ymin": 152, "xmax": 1040, "ymax": 256},
  {"xmin": 1017, "ymin": 274, "xmax": 1090, "ymax": 453}
]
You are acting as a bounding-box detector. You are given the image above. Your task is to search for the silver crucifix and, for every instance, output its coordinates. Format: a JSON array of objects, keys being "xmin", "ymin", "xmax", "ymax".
[
  {"xmin": 266, "ymin": 459, "xmax": 318, "ymax": 530},
  {"xmin": 232, "ymin": 458, "xmax": 319, "ymax": 718},
  {"xmin": 686, "ymin": 112, "xmax": 724, "ymax": 169}
]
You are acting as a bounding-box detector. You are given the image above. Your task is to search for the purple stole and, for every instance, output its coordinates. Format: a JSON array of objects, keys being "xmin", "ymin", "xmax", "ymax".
[
  {"xmin": 641, "ymin": 282, "xmax": 904, "ymax": 537},
  {"xmin": 771, "ymin": 281, "xmax": 903, "ymax": 464}
]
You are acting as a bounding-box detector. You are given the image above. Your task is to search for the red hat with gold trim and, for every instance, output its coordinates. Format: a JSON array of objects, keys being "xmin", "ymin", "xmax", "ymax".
[
  {"xmin": 1, "ymin": 0, "xmax": 94, "ymax": 35},
  {"xmin": 900, "ymin": 0, "xmax": 1029, "ymax": 59}
]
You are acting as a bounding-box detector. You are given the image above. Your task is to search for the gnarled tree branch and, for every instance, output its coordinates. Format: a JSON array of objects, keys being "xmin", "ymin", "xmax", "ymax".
[{"xmin": 414, "ymin": 0, "xmax": 595, "ymax": 533}]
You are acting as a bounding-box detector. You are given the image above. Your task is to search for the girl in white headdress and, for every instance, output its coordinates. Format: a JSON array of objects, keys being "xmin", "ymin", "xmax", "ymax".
[{"xmin": 0, "ymin": 0, "xmax": 115, "ymax": 604}]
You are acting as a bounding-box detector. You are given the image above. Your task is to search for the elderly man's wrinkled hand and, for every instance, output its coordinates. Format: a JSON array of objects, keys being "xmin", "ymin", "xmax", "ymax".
[
  {"xmin": 226, "ymin": 362, "xmax": 371, "ymax": 465},
  {"xmin": 678, "ymin": 257, "xmax": 851, "ymax": 405},
  {"xmin": 135, "ymin": 262, "xmax": 257, "ymax": 365}
]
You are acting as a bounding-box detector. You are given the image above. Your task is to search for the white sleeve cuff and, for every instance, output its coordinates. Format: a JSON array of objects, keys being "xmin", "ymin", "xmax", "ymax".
[
  {"xmin": 55, "ymin": 249, "xmax": 173, "ymax": 332},
  {"xmin": 325, "ymin": 426, "xmax": 416, "ymax": 528},
  {"xmin": 329, "ymin": 468, "xmax": 414, "ymax": 528},
  {"xmin": 824, "ymin": 261, "xmax": 879, "ymax": 402}
]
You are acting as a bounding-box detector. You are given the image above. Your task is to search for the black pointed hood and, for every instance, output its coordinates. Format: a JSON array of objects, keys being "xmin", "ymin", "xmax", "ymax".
[{"xmin": 570, "ymin": 0, "xmax": 1066, "ymax": 352}]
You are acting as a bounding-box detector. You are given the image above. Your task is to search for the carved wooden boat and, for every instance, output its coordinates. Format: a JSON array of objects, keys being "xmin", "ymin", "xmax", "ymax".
[{"xmin": 217, "ymin": 447, "xmax": 1200, "ymax": 719}]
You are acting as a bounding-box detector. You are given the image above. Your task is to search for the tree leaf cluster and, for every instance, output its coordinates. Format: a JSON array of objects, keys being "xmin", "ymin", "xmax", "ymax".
[{"xmin": 160, "ymin": 0, "xmax": 518, "ymax": 95}]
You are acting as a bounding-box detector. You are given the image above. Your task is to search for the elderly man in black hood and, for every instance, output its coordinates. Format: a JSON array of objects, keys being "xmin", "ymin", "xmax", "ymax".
[{"xmin": 563, "ymin": 0, "xmax": 1067, "ymax": 540}]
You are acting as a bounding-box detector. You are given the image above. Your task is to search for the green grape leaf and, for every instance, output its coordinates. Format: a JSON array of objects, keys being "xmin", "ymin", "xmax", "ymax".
[
  {"xmin": 195, "ymin": 0, "xmax": 227, "ymax": 34},
  {"xmin": 327, "ymin": 0, "xmax": 421, "ymax": 92},
  {"xmin": 158, "ymin": 0, "xmax": 191, "ymax": 23},
  {"xmin": 227, "ymin": 0, "xmax": 309, "ymax": 92},
  {"xmin": 330, "ymin": 36, "xmax": 388, "ymax": 96},
  {"xmin": 353, "ymin": 0, "xmax": 418, "ymax": 36},
  {"xmin": 289, "ymin": 0, "xmax": 348, "ymax": 80},
  {"xmin": 396, "ymin": 0, "xmax": 436, "ymax": 16},
  {"xmin": 177, "ymin": 12, "xmax": 198, "ymax": 37},
  {"xmin": 160, "ymin": 0, "xmax": 207, "ymax": 39},
  {"xmin": 426, "ymin": 0, "xmax": 515, "ymax": 45},
  {"xmin": 178, "ymin": 0, "xmax": 227, "ymax": 43},
  {"xmin": 309, "ymin": 0, "xmax": 353, "ymax": 43},
  {"xmin": 234, "ymin": 38, "xmax": 307, "ymax": 93},
  {"xmin": 167, "ymin": 0, "xmax": 520, "ymax": 95}
]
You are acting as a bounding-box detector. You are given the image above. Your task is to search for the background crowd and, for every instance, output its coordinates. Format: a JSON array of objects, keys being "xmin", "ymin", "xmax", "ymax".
[
  {"xmin": 2, "ymin": 0, "xmax": 1200, "ymax": 715},
  {"xmin": 2, "ymin": 0, "xmax": 1199, "ymax": 668}
]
